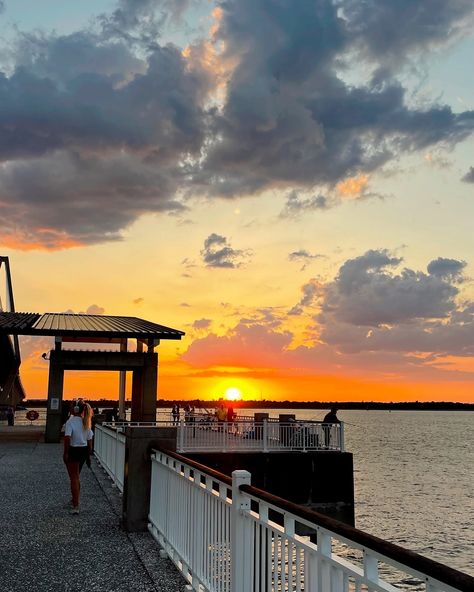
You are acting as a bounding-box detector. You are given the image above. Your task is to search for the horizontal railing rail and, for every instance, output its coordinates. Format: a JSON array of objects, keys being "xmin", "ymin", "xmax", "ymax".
[
  {"xmin": 93, "ymin": 423, "xmax": 126, "ymax": 492},
  {"xmin": 149, "ymin": 449, "xmax": 474, "ymax": 592}
]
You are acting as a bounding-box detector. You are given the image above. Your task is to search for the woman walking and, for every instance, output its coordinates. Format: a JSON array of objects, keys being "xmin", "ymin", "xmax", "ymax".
[{"xmin": 63, "ymin": 401, "xmax": 93, "ymax": 514}]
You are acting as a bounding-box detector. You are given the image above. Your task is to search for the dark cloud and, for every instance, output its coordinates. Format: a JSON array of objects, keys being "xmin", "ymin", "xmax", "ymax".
[
  {"xmin": 281, "ymin": 191, "xmax": 329, "ymax": 218},
  {"xmin": 462, "ymin": 166, "xmax": 474, "ymax": 183},
  {"xmin": 132, "ymin": 297, "xmax": 144, "ymax": 305},
  {"xmin": 427, "ymin": 257, "xmax": 466, "ymax": 280},
  {"xmin": 339, "ymin": 0, "xmax": 474, "ymax": 67},
  {"xmin": 100, "ymin": 0, "xmax": 191, "ymax": 45},
  {"xmin": 191, "ymin": 318, "xmax": 212, "ymax": 330},
  {"xmin": 319, "ymin": 250, "xmax": 460, "ymax": 327},
  {"xmin": 201, "ymin": 233, "xmax": 250, "ymax": 268},
  {"xmin": 289, "ymin": 279, "xmax": 323, "ymax": 315},
  {"xmin": 0, "ymin": 0, "xmax": 473, "ymax": 249},
  {"xmin": 196, "ymin": 0, "xmax": 474, "ymax": 198},
  {"xmin": 288, "ymin": 249, "xmax": 323, "ymax": 271},
  {"xmin": 314, "ymin": 251, "xmax": 474, "ymax": 359}
]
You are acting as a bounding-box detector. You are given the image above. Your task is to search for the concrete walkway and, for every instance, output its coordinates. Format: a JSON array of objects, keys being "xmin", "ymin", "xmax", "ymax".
[{"xmin": 0, "ymin": 438, "xmax": 186, "ymax": 592}]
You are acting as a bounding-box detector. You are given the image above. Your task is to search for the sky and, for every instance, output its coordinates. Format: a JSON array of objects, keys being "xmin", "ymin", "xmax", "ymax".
[{"xmin": 0, "ymin": 0, "xmax": 474, "ymax": 403}]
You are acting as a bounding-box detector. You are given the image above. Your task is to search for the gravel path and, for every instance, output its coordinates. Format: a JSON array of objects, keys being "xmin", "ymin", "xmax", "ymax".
[{"xmin": 0, "ymin": 440, "xmax": 186, "ymax": 592}]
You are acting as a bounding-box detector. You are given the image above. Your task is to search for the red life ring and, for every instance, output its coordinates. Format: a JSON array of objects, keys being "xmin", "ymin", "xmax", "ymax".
[{"xmin": 26, "ymin": 410, "xmax": 39, "ymax": 421}]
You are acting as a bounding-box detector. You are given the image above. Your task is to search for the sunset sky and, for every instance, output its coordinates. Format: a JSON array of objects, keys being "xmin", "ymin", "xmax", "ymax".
[{"xmin": 1, "ymin": 1, "xmax": 474, "ymax": 402}]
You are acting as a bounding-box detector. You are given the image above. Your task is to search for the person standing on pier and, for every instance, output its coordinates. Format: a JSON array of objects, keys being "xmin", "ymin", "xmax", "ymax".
[
  {"xmin": 63, "ymin": 401, "xmax": 93, "ymax": 514},
  {"xmin": 322, "ymin": 407, "xmax": 340, "ymax": 449}
]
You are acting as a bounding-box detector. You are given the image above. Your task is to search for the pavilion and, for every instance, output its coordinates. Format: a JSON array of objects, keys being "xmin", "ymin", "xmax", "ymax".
[{"xmin": 0, "ymin": 311, "xmax": 184, "ymax": 442}]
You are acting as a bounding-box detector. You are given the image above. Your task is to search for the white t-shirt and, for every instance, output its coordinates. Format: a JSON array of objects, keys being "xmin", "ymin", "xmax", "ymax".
[{"xmin": 65, "ymin": 416, "xmax": 93, "ymax": 447}]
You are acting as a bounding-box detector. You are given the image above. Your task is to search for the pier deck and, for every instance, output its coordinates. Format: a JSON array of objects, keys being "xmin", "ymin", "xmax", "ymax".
[{"xmin": 0, "ymin": 438, "xmax": 185, "ymax": 592}]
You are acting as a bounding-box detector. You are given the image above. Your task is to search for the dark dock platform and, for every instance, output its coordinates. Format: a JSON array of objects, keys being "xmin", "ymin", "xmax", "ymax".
[{"xmin": 0, "ymin": 437, "xmax": 185, "ymax": 591}]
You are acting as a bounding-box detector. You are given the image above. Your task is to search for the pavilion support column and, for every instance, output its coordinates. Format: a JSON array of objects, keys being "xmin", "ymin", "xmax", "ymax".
[
  {"xmin": 131, "ymin": 369, "xmax": 143, "ymax": 422},
  {"xmin": 118, "ymin": 339, "xmax": 127, "ymax": 420},
  {"xmin": 45, "ymin": 350, "xmax": 65, "ymax": 443},
  {"xmin": 130, "ymin": 353, "xmax": 158, "ymax": 422},
  {"xmin": 142, "ymin": 353, "xmax": 158, "ymax": 422}
]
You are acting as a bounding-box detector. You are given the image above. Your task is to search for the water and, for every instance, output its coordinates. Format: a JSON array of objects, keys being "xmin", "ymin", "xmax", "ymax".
[{"xmin": 238, "ymin": 408, "xmax": 474, "ymax": 576}]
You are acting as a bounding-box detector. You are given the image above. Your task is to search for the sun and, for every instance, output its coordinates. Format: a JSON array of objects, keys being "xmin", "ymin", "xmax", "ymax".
[{"xmin": 225, "ymin": 387, "xmax": 241, "ymax": 401}]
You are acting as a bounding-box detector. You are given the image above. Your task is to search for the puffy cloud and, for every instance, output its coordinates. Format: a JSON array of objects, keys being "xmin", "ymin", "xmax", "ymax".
[
  {"xmin": 196, "ymin": 0, "xmax": 474, "ymax": 198},
  {"xmin": 427, "ymin": 257, "xmax": 466, "ymax": 279},
  {"xmin": 339, "ymin": 0, "xmax": 474, "ymax": 66},
  {"xmin": 0, "ymin": 151, "xmax": 186, "ymax": 249},
  {"xmin": 320, "ymin": 250, "xmax": 461, "ymax": 326},
  {"xmin": 201, "ymin": 233, "xmax": 250, "ymax": 268},
  {"xmin": 462, "ymin": 167, "xmax": 474, "ymax": 183}
]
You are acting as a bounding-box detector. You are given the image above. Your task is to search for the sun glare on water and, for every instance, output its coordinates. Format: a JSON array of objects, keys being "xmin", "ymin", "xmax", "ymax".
[{"xmin": 225, "ymin": 387, "xmax": 241, "ymax": 401}]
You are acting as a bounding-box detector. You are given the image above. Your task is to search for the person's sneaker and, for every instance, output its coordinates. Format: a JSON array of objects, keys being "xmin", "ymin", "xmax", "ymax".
[{"xmin": 70, "ymin": 507, "xmax": 79, "ymax": 515}]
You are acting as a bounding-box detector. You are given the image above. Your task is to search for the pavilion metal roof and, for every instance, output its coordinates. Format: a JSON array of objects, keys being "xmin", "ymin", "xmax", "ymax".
[{"xmin": 0, "ymin": 312, "xmax": 184, "ymax": 340}]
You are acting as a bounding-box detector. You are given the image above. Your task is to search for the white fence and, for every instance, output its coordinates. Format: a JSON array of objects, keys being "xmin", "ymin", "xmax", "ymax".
[
  {"xmin": 178, "ymin": 420, "xmax": 344, "ymax": 453},
  {"xmin": 149, "ymin": 450, "xmax": 472, "ymax": 592},
  {"xmin": 94, "ymin": 423, "xmax": 126, "ymax": 492}
]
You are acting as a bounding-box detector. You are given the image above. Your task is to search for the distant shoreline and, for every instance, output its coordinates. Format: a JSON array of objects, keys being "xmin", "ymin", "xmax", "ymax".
[{"xmin": 23, "ymin": 399, "xmax": 474, "ymax": 410}]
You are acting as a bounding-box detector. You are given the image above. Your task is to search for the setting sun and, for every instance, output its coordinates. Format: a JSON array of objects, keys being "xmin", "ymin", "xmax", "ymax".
[{"xmin": 225, "ymin": 387, "xmax": 241, "ymax": 401}]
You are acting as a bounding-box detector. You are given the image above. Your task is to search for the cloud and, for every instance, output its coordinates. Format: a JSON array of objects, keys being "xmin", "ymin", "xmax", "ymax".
[
  {"xmin": 191, "ymin": 318, "xmax": 212, "ymax": 330},
  {"xmin": 288, "ymin": 249, "xmax": 323, "ymax": 271},
  {"xmin": 427, "ymin": 257, "xmax": 466, "ymax": 280},
  {"xmin": 196, "ymin": 0, "xmax": 474, "ymax": 198},
  {"xmin": 336, "ymin": 174, "xmax": 369, "ymax": 197},
  {"xmin": 289, "ymin": 279, "xmax": 324, "ymax": 316},
  {"xmin": 339, "ymin": 0, "xmax": 474, "ymax": 67},
  {"xmin": 280, "ymin": 191, "xmax": 329, "ymax": 218},
  {"xmin": 319, "ymin": 250, "xmax": 461, "ymax": 327},
  {"xmin": 1, "ymin": 0, "xmax": 474, "ymax": 249},
  {"xmin": 85, "ymin": 304, "xmax": 105, "ymax": 315},
  {"xmin": 132, "ymin": 297, "xmax": 144, "ymax": 305},
  {"xmin": 201, "ymin": 233, "xmax": 250, "ymax": 268},
  {"xmin": 462, "ymin": 166, "xmax": 474, "ymax": 183}
]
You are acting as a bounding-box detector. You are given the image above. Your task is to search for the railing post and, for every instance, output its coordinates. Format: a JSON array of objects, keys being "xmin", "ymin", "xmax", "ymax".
[
  {"xmin": 363, "ymin": 551, "xmax": 379, "ymax": 586},
  {"xmin": 231, "ymin": 470, "xmax": 252, "ymax": 592},
  {"xmin": 263, "ymin": 419, "xmax": 268, "ymax": 452},
  {"xmin": 178, "ymin": 419, "xmax": 184, "ymax": 452},
  {"xmin": 340, "ymin": 422, "xmax": 345, "ymax": 452}
]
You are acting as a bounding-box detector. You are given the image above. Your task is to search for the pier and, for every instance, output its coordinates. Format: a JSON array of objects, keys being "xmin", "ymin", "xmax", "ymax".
[{"xmin": 0, "ymin": 436, "xmax": 183, "ymax": 591}]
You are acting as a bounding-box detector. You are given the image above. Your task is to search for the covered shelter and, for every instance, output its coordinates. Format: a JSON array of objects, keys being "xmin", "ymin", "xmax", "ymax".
[{"xmin": 0, "ymin": 311, "xmax": 184, "ymax": 442}]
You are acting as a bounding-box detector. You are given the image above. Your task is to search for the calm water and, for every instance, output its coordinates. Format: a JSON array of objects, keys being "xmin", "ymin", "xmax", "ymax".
[{"xmin": 239, "ymin": 409, "xmax": 474, "ymax": 576}]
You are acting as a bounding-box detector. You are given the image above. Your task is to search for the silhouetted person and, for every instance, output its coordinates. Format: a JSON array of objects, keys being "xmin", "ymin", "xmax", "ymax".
[
  {"xmin": 6, "ymin": 406, "xmax": 14, "ymax": 426},
  {"xmin": 322, "ymin": 407, "xmax": 340, "ymax": 448},
  {"xmin": 112, "ymin": 406, "xmax": 119, "ymax": 422}
]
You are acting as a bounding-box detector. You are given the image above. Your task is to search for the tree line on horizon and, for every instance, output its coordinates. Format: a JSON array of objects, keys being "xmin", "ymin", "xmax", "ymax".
[{"xmin": 24, "ymin": 399, "xmax": 473, "ymax": 410}]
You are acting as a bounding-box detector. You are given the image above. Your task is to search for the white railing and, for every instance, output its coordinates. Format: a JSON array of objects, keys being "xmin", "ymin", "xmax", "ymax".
[
  {"xmin": 177, "ymin": 420, "xmax": 344, "ymax": 453},
  {"xmin": 149, "ymin": 450, "xmax": 472, "ymax": 592},
  {"xmin": 94, "ymin": 423, "xmax": 126, "ymax": 492}
]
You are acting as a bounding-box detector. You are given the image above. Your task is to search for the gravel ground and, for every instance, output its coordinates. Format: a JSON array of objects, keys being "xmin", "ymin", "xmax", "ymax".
[{"xmin": 0, "ymin": 440, "xmax": 186, "ymax": 592}]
